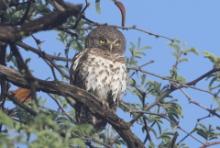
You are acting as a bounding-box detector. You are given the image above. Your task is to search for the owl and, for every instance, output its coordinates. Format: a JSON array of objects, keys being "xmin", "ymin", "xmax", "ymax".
[{"xmin": 70, "ymin": 25, "xmax": 127, "ymax": 130}]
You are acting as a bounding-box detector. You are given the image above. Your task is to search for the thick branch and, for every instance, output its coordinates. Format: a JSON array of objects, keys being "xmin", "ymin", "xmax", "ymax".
[
  {"xmin": 19, "ymin": 5, "xmax": 82, "ymax": 36},
  {"xmin": 0, "ymin": 25, "xmax": 19, "ymax": 42},
  {"xmin": 0, "ymin": 64, "xmax": 144, "ymax": 148},
  {"xmin": 0, "ymin": 43, "xmax": 8, "ymax": 106},
  {"xmin": 186, "ymin": 68, "xmax": 220, "ymax": 86},
  {"xmin": 0, "ymin": 4, "xmax": 82, "ymax": 42}
]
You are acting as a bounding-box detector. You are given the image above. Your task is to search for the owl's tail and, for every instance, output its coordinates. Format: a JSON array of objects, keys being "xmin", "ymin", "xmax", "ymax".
[{"xmin": 75, "ymin": 103, "xmax": 107, "ymax": 130}]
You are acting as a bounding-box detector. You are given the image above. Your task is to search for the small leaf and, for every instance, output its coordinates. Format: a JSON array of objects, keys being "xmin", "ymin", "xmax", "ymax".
[
  {"xmin": 204, "ymin": 51, "xmax": 220, "ymax": 68},
  {"xmin": 189, "ymin": 48, "xmax": 199, "ymax": 55},
  {"xmin": 72, "ymin": 138, "xmax": 86, "ymax": 148},
  {"xmin": 196, "ymin": 128, "xmax": 208, "ymax": 140},
  {"xmin": 0, "ymin": 111, "xmax": 14, "ymax": 128},
  {"xmin": 95, "ymin": 0, "xmax": 101, "ymax": 14},
  {"xmin": 25, "ymin": 58, "xmax": 31, "ymax": 64},
  {"xmin": 204, "ymin": 51, "xmax": 218, "ymax": 63}
]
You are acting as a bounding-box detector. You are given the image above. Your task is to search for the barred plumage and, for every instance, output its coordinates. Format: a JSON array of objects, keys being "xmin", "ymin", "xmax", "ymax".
[{"xmin": 70, "ymin": 26, "xmax": 127, "ymax": 130}]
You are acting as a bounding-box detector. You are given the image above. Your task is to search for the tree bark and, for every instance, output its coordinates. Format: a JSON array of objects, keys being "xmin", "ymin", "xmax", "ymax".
[
  {"xmin": 0, "ymin": 4, "xmax": 82, "ymax": 42},
  {"xmin": 0, "ymin": 64, "xmax": 145, "ymax": 148}
]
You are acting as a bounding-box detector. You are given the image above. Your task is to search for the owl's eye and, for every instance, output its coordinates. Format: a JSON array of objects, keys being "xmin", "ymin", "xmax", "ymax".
[
  {"xmin": 114, "ymin": 40, "xmax": 121, "ymax": 47},
  {"xmin": 99, "ymin": 38, "xmax": 106, "ymax": 45}
]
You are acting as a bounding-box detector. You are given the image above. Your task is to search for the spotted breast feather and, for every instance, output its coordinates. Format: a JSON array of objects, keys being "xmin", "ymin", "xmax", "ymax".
[{"xmin": 70, "ymin": 48, "xmax": 127, "ymax": 129}]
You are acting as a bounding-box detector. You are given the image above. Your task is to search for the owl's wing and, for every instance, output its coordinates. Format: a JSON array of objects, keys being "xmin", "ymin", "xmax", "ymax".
[{"xmin": 69, "ymin": 49, "xmax": 89, "ymax": 84}]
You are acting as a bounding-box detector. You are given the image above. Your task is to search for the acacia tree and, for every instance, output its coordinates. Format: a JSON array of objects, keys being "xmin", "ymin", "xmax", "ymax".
[{"xmin": 0, "ymin": 0, "xmax": 220, "ymax": 148}]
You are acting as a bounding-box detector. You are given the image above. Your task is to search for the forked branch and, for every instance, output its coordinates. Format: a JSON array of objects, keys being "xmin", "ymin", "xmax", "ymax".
[{"xmin": 0, "ymin": 64, "xmax": 144, "ymax": 148}]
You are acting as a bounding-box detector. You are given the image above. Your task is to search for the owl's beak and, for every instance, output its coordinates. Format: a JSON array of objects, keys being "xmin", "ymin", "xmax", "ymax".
[
  {"xmin": 109, "ymin": 43, "xmax": 113, "ymax": 52},
  {"xmin": 109, "ymin": 39, "xmax": 118, "ymax": 52}
]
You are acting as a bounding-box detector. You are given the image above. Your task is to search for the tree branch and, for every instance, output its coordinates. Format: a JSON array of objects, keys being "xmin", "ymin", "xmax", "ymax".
[
  {"xmin": 200, "ymin": 141, "xmax": 220, "ymax": 148},
  {"xmin": 0, "ymin": 64, "xmax": 144, "ymax": 148},
  {"xmin": 17, "ymin": 41, "xmax": 71, "ymax": 62},
  {"xmin": 186, "ymin": 68, "xmax": 220, "ymax": 86},
  {"xmin": 19, "ymin": 5, "xmax": 82, "ymax": 36},
  {"xmin": 0, "ymin": 42, "xmax": 8, "ymax": 107},
  {"xmin": 0, "ymin": 3, "xmax": 82, "ymax": 42}
]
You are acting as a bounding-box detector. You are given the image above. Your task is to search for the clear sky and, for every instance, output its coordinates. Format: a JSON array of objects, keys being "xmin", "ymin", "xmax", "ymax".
[
  {"xmin": 21, "ymin": 0, "xmax": 220, "ymax": 147},
  {"xmin": 83, "ymin": 1, "xmax": 220, "ymax": 147}
]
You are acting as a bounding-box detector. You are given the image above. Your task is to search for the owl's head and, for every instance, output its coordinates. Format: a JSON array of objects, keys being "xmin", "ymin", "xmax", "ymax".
[{"xmin": 85, "ymin": 25, "xmax": 126, "ymax": 54}]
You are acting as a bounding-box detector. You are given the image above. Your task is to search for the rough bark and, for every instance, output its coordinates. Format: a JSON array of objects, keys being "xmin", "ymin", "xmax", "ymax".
[
  {"xmin": 0, "ymin": 4, "xmax": 82, "ymax": 42},
  {"xmin": 0, "ymin": 65, "xmax": 145, "ymax": 148}
]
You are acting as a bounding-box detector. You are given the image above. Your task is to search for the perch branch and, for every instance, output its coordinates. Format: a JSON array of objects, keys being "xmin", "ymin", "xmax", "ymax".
[{"xmin": 0, "ymin": 64, "xmax": 144, "ymax": 148}]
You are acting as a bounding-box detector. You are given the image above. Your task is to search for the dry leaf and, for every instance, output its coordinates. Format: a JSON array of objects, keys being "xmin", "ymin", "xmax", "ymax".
[{"xmin": 12, "ymin": 88, "xmax": 32, "ymax": 103}]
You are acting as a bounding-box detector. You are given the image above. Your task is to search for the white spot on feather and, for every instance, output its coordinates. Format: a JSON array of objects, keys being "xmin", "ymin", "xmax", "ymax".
[{"xmin": 73, "ymin": 53, "xmax": 127, "ymax": 104}]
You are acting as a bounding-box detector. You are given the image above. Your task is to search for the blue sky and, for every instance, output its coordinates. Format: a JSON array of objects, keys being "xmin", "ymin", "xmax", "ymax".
[
  {"xmin": 18, "ymin": 0, "xmax": 220, "ymax": 147},
  {"xmin": 82, "ymin": 1, "xmax": 220, "ymax": 147}
]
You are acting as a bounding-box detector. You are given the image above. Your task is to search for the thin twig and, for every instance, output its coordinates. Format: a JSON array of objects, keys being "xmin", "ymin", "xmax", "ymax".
[
  {"xmin": 17, "ymin": 0, "xmax": 33, "ymax": 25},
  {"xmin": 200, "ymin": 141, "xmax": 220, "ymax": 148},
  {"xmin": 178, "ymin": 126, "xmax": 204, "ymax": 145},
  {"xmin": 48, "ymin": 94, "xmax": 74, "ymax": 122},
  {"xmin": 7, "ymin": 94, "xmax": 37, "ymax": 116},
  {"xmin": 17, "ymin": 42, "xmax": 71, "ymax": 62},
  {"xmin": 72, "ymin": 0, "xmax": 90, "ymax": 29},
  {"xmin": 10, "ymin": 44, "xmax": 38, "ymax": 104},
  {"xmin": 117, "ymin": 25, "xmax": 175, "ymax": 42},
  {"xmin": 180, "ymin": 89, "xmax": 220, "ymax": 118},
  {"xmin": 129, "ymin": 66, "xmax": 220, "ymax": 98},
  {"xmin": 17, "ymin": 42, "xmax": 70, "ymax": 79},
  {"xmin": 83, "ymin": 16, "xmax": 175, "ymax": 42}
]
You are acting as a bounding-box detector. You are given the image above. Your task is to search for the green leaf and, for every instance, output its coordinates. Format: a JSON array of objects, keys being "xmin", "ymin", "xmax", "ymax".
[
  {"xmin": 29, "ymin": 130, "xmax": 65, "ymax": 148},
  {"xmin": 0, "ymin": 110, "xmax": 14, "ymax": 128},
  {"xmin": 188, "ymin": 48, "xmax": 199, "ymax": 55},
  {"xmin": 196, "ymin": 124, "xmax": 218, "ymax": 141},
  {"xmin": 71, "ymin": 124, "xmax": 94, "ymax": 136},
  {"xmin": 72, "ymin": 138, "xmax": 86, "ymax": 148},
  {"xmin": 196, "ymin": 127, "xmax": 208, "ymax": 140},
  {"xmin": 204, "ymin": 51, "xmax": 220, "ymax": 65},
  {"xmin": 95, "ymin": 0, "xmax": 101, "ymax": 14},
  {"xmin": 204, "ymin": 51, "xmax": 216, "ymax": 62}
]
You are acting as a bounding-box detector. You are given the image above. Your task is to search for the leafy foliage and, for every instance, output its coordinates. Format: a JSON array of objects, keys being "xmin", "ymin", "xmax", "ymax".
[{"xmin": 0, "ymin": 0, "xmax": 220, "ymax": 148}]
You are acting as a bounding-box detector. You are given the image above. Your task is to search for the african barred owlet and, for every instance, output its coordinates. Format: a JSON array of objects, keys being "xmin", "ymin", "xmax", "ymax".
[{"xmin": 70, "ymin": 25, "xmax": 127, "ymax": 130}]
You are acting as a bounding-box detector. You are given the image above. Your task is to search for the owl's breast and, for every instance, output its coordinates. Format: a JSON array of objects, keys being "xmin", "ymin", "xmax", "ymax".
[{"xmin": 78, "ymin": 53, "xmax": 127, "ymax": 103}]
